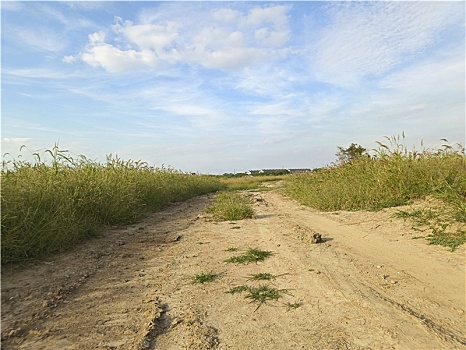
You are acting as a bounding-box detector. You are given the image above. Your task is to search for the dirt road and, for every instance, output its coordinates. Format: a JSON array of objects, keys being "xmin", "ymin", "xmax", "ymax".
[{"xmin": 2, "ymin": 183, "xmax": 465, "ymax": 349}]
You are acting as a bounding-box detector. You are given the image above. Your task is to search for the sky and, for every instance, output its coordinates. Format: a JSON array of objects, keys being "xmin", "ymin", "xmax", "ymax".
[{"xmin": 1, "ymin": 1, "xmax": 465, "ymax": 174}]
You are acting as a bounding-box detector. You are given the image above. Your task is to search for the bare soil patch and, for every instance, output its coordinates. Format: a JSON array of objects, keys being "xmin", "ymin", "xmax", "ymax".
[{"xmin": 2, "ymin": 184, "xmax": 465, "ymax": 349}]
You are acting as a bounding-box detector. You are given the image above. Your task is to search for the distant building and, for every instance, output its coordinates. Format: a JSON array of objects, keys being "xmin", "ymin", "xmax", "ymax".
[
  {"xmin": 247, "ymin": 168, "xmax": 312, "ymax": 176},
  {"xmin": 287, "ymin": 168, "xmax": 312, "ymax": 174}
]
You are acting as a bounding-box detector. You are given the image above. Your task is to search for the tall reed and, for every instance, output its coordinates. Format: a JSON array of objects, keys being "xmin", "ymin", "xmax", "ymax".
[
  {"xmin": 285, "ymin": 135, "xmax": 466, "ymax": 249},
  {"xmin": 1, "ymin": 146, "xmax": 225, "ymax": 264}
]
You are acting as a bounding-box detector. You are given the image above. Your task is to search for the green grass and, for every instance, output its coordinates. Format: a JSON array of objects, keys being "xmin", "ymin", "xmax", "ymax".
[
  {"xmin": 285, "ymin": 135, "xmax": 466, "ymax": 250},
  {"xmin": 224, "ymin": 248, "xmax": 274, "ymax": 264},
  {"xmin": 193, "ymin": 271, "xmax": 225, "ymax": 284},
  {"xmin": 245, "ymin": 272, "xmax": 287, "ymax": 281},
  {"xmin": 217, "ymin": 175, "xmax": 286, "ymax": 191},
  {"xmin": 394, "ymin": 206, "xmax": 466, "ymax": 251},
  {"xmin": 206, "ymin": 192, "xmax": 255, "ymax": 221},
  {"xmin": 226, "ymin": 285, "xmax": 250, "ymax": 294},
  {"xmin": 226, "ymin": 284, "xmax": 290, "ymax": 311},
  {"xmin": 225, "ymin": 247, "xmax": 239, "ymax": 252},
  {"xmin": 1, "ymin": 145, "xmax": 226, "ymax": 264}
]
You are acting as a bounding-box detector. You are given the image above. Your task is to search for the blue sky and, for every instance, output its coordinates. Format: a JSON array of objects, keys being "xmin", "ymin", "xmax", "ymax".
[{"xmin": 2, "ymin": 1, "xmax": 465, "ymax": 174}]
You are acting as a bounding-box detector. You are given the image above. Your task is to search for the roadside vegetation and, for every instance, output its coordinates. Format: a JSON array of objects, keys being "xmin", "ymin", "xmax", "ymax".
[
  {"xmin": 286, "ymin": 135, "xmax": 466, "ymax": 250},
  {"xmin": 217, "ymin": 175, "xmax": 287, "ymax": 191},
  {"xmin": 1, "ymin": 145, "xmax": 225, "ymax": 264}
]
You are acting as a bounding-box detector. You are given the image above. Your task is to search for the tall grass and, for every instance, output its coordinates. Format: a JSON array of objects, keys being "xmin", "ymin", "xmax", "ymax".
[
  {"xmin": 285, "ymin": 135, "xmax": 466, "ymax": 249},
  {"xmin": 1, "ymin": 146, "xmax": 226, "ymax": 264}
]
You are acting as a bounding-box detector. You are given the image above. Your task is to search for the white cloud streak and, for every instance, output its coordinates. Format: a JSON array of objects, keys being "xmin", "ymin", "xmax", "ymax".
[{"xmin": 309, "ymin": 2, "xmax": 462, "ymax": 87}]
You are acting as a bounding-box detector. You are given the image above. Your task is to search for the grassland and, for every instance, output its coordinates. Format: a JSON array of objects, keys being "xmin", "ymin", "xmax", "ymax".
[
  {"xmin": 1, "ymin": 146, "xmax": 226, "ymax": 264},
  {"xmin": 217, "ymin": 175, "xmax": 287, "ymax": 191},
  {"xmin": 285, "ymin": 136, "xmax": 466, "ymax": 250}
]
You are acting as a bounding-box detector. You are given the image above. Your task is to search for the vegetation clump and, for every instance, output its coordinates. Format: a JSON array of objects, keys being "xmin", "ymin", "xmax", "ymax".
[
  {"xmin": 226, "ymin": 284, "xmax": 290, "ymax": 311},
  {"xmin": 286, "ymin": 134, "xmax": 466, "ymax": 250},
  {"xmin": 224, "ymin": 248, "xmax": 274, "ymax": 264},
  {"xmin": 245, "ymin": 272, "xmax": 287, "ymax": 281},
  {"xmin": 1, "ymin": 145, "xmax": 226, "ymax": 264},
  {"xmin": 193, "ymin": 272, "xmax": 225, "ymax": 284},
  {"xmin": 206, "ymin": 192, "xmax": 255, "ymax": 221}
]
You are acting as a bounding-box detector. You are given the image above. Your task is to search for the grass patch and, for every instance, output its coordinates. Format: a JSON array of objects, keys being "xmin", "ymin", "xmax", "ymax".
[
  {"xmin": 284, "ymin": 301, "xmax": 303, "ymax": 311},
  {"xmin": 226, "ymin": 285, "xmax": 250, "ymax": 294},
  {"xmin": 245, "ymin": 272, "xmax": 287, "ymax": 281},
  {"xmin": 1, "ymin": 145, "xmax": 225, "ymax": 264},
  {"xmin": 226, "ymin": 284, "xmax": 290, "ymax": 311},
  {"xmin": 285, "ymin": 134, "xmax": 466, "ymax": 249},
  {"xmin": 193, "ymin": 271, "xmax": 225, "ymax": 284},
  {"xmin": 224, "ymin": 248, "xmax": 274, "ymax": 264},
  {"xmin": 394, "ymin": 205, "xmax": 466, "ymax": 251},
  {"xmin": 206, "ymin": 192, "xmax": 255, "ymax": 221}
]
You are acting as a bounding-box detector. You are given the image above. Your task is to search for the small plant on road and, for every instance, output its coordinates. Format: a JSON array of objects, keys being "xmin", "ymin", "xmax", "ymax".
[
  {"xmin": 193, "ymin": 271, "xmax": 224, "ymax": 284},
  {"xmin": 284, "ymin": 301, "xmax": 303, "ymax": 311},
  {"xmin": 226, "ymin": 285, "xmax": 250, "ymax": 294},
  {"xmin": 245, "ymin": 272, "xmax": 288, "ymax": 281},
  {"xmin": 226, "ymin": 284, "xmax": 291, "ymax": 311},
  {"xmin": 224, "ymin": 248, "xmax": 274, "ymax": 264}
]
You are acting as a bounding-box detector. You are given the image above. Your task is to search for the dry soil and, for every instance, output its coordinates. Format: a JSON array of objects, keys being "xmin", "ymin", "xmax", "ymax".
[{"xmin": 2, "ymin": 182, "xmax": 465, "ymax": 349}]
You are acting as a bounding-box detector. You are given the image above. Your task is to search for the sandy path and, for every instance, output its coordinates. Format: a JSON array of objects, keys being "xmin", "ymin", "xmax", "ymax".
[{"xmin": 2, "ymin": 183, "xmax": 465, "ymax": 349}]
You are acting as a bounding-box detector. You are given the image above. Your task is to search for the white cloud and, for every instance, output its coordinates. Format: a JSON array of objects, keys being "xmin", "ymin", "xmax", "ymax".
[
  {"xmin": 80, "ymin": 30, "xmax": 159, "ymax": 73},
  {"xmin": 310, "ymin": 2, "xmax": 462, "ymax": 86},
  {"xmin": 1, "ymin": 1, "xmax": 24, "ymax": 11},
  {"xmin": 2, "ymin": 137, "xmax": 32, "ymax": 143},
  {"xmin": 77, "ymin": 4, "xmax": 292, "ymax": 73},
  {"xmin": 6, "ymin": 25, "xmax": 67, "ymax": 52},
  {"xmin": 113, "ymin": 18, "xmax": 180, "ymax": 53},
  {"xmin": 242, "ymin": 5, "xmax": 289, "ymax": 29},
  {"xmin": 62, "ymin": 55, "xmax": 76, "ymax": 64},
  {"xmin": 212, "ymin": 8, "xmax": 239, "ymax": 23}
]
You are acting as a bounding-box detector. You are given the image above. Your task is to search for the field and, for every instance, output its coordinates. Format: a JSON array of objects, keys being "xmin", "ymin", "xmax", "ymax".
[{"xmin": 1, "ymin": 139, "xmax": 465, "ymax": 349}]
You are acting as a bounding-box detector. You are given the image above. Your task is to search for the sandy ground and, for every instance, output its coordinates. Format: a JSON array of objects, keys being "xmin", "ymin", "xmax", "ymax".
[{"xmin": 2, "ymin": 182, "xmax": 465, "ymax": 349}]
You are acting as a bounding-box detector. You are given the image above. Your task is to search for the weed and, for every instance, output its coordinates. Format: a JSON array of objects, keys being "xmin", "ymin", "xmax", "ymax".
[
  {"xmin": 245, "ymin": 272, "xmax": 287, "ymax": 281},
  {"xmin": 193, "ymin": 272, "xmax": 225, "ymax": 284},
  {"xmin": 394, "ymin": 205, "xmax": 466, "ymax": 250},
  {"xmin": 225, "ymin": 284, "xmax": 290, "ymax": 311},
  {"xmin": 225, "ymin": 247, "xmax": 239, "ymax": 252},
  {"xmin": 224, "ymin": 248, "xmax": 274, "ymax": 264},
  {"xmin": 284, "ymin": 301, "xmax": 303, "ymax": 311},
  {"xmin": 245, "ymin": 285, "xmax": 290, "ymax": 311},
  {"xmin": 226, "ymin": 285, "xmax": 250, "ymax": 294}
]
